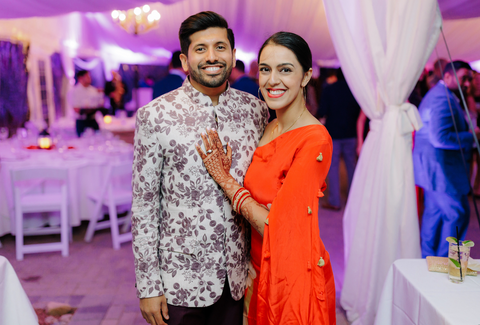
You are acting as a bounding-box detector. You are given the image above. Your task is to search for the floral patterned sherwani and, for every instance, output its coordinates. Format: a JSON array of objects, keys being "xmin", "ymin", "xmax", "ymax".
[{"xmin": 132, "ymin": 78, "xmax": 268, "ymax": 307}]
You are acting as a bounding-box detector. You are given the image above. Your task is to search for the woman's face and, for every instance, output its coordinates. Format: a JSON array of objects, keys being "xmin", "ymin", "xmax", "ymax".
[{"xmin": 258, "ymin": 44, "xmax": 310, "ymax": 111}]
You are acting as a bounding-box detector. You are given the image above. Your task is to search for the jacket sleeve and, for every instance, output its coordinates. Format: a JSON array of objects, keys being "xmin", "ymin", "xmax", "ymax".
[
  {"xmin": 131, "ymin": 106, "xmax": 165, "ymax": 298},
  {"xmin": 257, "ymin": 133, "xmax": 335, "ymax": 324},
  {"xmin": 428, "ymin": 95, "xmax": 473, "ymax": 150}
]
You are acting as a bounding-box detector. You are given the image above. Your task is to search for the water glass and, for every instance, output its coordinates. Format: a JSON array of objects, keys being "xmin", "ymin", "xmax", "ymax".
[{"xmin": 448, "ymin": 241, "xmax": 471, "ymax": 283}]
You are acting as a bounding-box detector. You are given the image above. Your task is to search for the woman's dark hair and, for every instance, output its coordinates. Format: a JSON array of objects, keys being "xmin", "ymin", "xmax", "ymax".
[
  {"xmin": 258, "ymin": 32, "xmax": 312, "ymax": 73},
  {"xmin": 179, "ymin": 11, "xmax": 235, "ymax": 56},
  {"xmin": 258, "ymin": 32, "xmax": 312, "ymax": 99}
]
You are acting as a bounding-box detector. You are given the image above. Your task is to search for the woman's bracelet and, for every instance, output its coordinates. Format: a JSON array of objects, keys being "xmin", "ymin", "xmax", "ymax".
[
  {"xmin": 232, "ymin": 187, "xmax": 251, "ymax": 213},
  {"xmin": 236, "ymin": 192, "xmax": 251, "ymax": 213}
]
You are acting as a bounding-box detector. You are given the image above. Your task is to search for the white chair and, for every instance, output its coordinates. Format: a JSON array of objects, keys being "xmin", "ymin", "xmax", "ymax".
[
  {"xmin": 11, "ymin": 167, "xmax": 70, "ymax": 260},
  {"xmin": 84, "ymin": 161, "xmax": 132, "ymax": 249}
]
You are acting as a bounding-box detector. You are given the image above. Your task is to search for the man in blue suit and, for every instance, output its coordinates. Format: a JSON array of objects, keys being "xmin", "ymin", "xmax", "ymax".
[
  {"xmin": 413, "ymin": 60, "xmax": 474, "ymax": 257},
  {"xmin": 152, "ymin": 51, "xmax": 186, "ymax": 99}
]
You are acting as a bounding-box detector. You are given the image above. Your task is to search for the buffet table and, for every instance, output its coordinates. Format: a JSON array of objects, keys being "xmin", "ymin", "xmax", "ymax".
[
  {"xmin": 375, "ymin": 259, "xmax": 480, "ymax": 325},
  {"xmin": 0, "ymin": 135, "xmax": 133, "ymax": 237}
]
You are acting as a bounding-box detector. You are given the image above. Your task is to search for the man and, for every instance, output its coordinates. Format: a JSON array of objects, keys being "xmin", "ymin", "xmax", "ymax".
[
  {"xmin": 318, "ymin": 69, "xmax": 361, "ymax": 210},
  {"xmin": 71, "ymin": 70, "xmax": 104, "ymax": 136},
  {"xmin": 152, "ymin": 50, "xmax": 186, "ymax": 99},
  {"xmin": 413, "ymin": 60, "xmax": 474, "ymax": 258},
  {"xmin": 104, "ymin": 70, "xmax": 127, "ymax": 115},
  {"xmin": 230, "ymin": 60, "xmax": 259, "ymax": 98},
  {"xmin": 132, "ymin": 11, "xmax": 269, "ymax": 325}
]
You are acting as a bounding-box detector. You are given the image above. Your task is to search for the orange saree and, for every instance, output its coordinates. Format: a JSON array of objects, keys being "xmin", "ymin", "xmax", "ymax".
[{"xmin": 243, "ymin": 125, "xmax": 336, "ymax": 325}]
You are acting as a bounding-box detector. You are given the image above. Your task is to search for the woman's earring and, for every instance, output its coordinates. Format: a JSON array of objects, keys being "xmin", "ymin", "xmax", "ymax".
[{"xmin": 258, "ymin": 88, "xmax": 262, "ymax": 99}]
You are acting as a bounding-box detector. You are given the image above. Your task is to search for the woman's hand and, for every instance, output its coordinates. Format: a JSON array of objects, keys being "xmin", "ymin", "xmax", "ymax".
[{"xmin": 196, "ymin": 128, "xmax": 233, "ymax": 186}]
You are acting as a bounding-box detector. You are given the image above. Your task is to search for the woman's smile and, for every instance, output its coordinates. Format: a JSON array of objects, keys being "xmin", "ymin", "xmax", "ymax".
[{"xmin": 266, "ymin": 88, "xmax": 286, "ymax": 98}]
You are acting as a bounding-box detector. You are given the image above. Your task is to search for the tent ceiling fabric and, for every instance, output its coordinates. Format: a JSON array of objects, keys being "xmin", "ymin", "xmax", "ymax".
[
  {"xmin": 0, "ymin": 0, "xmax": 479, "ymax": 20},
  {"xmin": 438, "ymin": 0, "xmax": 480, "ymax": 19},
  {"xmin": 0, "ymin": 0, "xmax": 182, "ymax": 19},
  {"xmin": 0, "ymin": 0, "xmax": 479, "ymax": 67}
]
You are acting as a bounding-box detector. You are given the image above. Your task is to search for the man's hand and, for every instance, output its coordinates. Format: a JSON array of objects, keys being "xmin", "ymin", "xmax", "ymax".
[{"xmin": 139, "ymin": 295, "xmax": 169, "ymax": 325}]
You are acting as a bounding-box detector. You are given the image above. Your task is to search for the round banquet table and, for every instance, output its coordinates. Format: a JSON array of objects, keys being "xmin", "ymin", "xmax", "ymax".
[
  {"xmin": 375, "ymin": 259, "xmax": 480, "ymax": 325},
  {"xmin": 0, "ymin": 135, "xmax": 133, "ymax": 237}
]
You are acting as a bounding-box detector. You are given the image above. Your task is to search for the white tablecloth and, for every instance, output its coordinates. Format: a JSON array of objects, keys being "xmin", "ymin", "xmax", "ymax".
[
  {"xmin": 0, "ymin": 255, "xmax": 38, "ymax": 325},
  {"xmin": 0, "ymin": 137, "xmax": 133, "ymax": 236},
  {"xmin": 375, "ymin": 259, "xmax": 480, "ymax": 325}
]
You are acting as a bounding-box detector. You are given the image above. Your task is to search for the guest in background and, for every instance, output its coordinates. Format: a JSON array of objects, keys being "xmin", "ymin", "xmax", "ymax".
[
  {"xmin": 408, "ymin": 68, "xmax": 430, "ymax": 107},
  {"xmin": 426, "ymin": 58, "xmax": 448, "ymax": 89},
  {"xmin": 230, "ymin": 59, "xmax": 259, "ymax": 97},
  {"xmin": 316, "ymin": 68, "xmax": 337, "ymax": 113},
  {"xmin": 71, "ymin": 70, "xmax": 103, "ymax": 137},
  {"xmin": 468, "ymin": 70, "xmax": 480, "ymax": 196},
  {"xmin": 318, "ymin": 68, "xmax": 361, "ymax": 210},
  {"xmin": 473, "ymin": 71, "xmax": 480, "ymax": 105},
  {"xmin": 139, "ymin": 75, "xmax": 155, "ymax": 88},
  {"xmin": 152, "ymin": 50, "xmax": 186, "ymax": 99},
  {"xmin": 248, "ymin": 60, "xmax": 259, "ymax": 82},
  {"xmin": 104, "ymin": 70, "xmax": 127, "ymax": 116},
  {"xmin": 306, "ymin": 78, "xmax": 319, "ymax": 117},
  {"xmin": 230, "ymin": 59, "xmax": 278, "ymax": 122},
  {"xmin": 413, "ymin": 60, "xmax": 475, "ymax": 258}
]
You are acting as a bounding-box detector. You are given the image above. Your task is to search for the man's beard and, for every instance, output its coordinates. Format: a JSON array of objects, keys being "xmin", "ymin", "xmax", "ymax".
[{"xmin": 189, "ymin": 61, "xmax": 233, "ymax": 88}]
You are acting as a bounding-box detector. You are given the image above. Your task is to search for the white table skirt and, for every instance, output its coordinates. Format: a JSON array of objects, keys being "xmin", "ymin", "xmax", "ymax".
[
  {"xmin": 0, "ymin": 138, "xmax": 133, "ymax": 237},
  {"xmin": 0, "ymin": 255, "xmax": 38, "ymax": 325},
  {"xmin": 375, "ymin": 259, "xmax": 480, "ymax": 325}
]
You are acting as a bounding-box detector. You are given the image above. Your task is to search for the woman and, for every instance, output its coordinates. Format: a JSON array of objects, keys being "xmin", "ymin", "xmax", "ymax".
[{"xmin": 196, "ymin": 32, "xmax": 336, "ymax": 324}]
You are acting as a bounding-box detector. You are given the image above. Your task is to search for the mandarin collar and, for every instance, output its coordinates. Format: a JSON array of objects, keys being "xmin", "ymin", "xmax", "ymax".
[{"xmin": 182, "ymin": 77, "xmax": 232, "ymax": 107}]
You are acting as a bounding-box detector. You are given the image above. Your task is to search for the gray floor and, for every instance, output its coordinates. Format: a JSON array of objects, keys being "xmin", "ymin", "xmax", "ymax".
[
  {"xmin": 0, "ymin": 205, "xmax": 350, "ymax": 325},
  {"xmin": 2, "ymin": 158, "xmax": 480, "ymax": 324}
]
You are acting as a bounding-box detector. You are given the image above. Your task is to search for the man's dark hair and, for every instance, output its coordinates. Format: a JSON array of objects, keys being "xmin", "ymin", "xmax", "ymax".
[
  {"xmin": 444, "ymin": 60, "xmax": 472, "ymax": 76},
  {"xmin": 235, "ymin": 60, "xmax": 245, "ymax": 73},
  {"xmin": 76, "ymin": 70, "xmax": 89, "ymax": 79},
  {"xmin": 171, "ymin": 50, "xmax": 182, "ymax": 69},
  {"xmin": 178, "ymin": 11, "xmax": 234, "ymax": 56}
]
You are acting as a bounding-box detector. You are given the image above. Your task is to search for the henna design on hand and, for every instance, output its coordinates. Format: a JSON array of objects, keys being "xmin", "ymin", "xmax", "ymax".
[
  {"xmin": 196, "ymin": 128, "xmax": 233, "ymax": 186},
  {"xmin": 196, "ymin": 128, "xmax": 269, "ymax": 237}
]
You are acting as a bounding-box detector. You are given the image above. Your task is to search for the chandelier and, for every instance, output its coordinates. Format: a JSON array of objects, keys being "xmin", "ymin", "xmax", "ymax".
[{"xmin": 111, "ymin": 5, "xmax": 161, "ymax": 35}]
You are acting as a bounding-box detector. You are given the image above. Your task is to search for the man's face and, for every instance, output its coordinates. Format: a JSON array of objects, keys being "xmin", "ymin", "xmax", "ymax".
[
  {"xmin": 445, "ymin": 68, "xmax": 472, "ymax": 94},
  {"xmin": 180, "ymin": 27, "xmax": 236, "ymax": 91},
  {"xmin": 79, "ymin": 72, "xmax": 92, "ymax": 87}
]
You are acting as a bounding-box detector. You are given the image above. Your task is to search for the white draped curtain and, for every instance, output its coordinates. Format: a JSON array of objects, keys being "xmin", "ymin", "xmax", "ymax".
[{"xmin": 322, "ymin": 0, "xmax": 442, "ymax": 324}]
